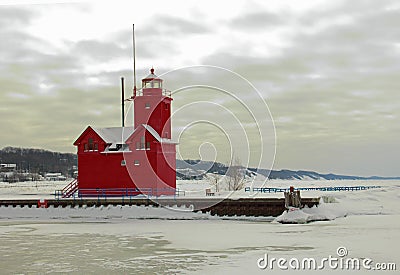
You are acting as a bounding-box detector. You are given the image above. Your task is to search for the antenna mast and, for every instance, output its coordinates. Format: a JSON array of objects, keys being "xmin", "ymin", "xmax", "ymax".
[
  {"xmin": 121, "ymin": 77, "xmax": 125, "ymax": 127},
  {"xmin": 133, "ymin": 24, "xmax": 137, "ymax": 97}
]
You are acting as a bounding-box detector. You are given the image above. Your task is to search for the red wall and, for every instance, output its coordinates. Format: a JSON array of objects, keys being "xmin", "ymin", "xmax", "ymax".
[
  {"xmin": 78, "ymin": 152, "xmax": 135, "ymax": 189},
  {"xmin": 75, "ymin": 131, "xmax": 136, "ymax": 195},
  {"xmin": 155, "ymin": 143, "xmax": 176, "ymax": 189},
  {"xmin": 134, "ymin": 87, "xmax": 172, "ymax": 138},
  {"xmin": 125, "ymin": 127, "xmax": 176, "ymax": 196}
]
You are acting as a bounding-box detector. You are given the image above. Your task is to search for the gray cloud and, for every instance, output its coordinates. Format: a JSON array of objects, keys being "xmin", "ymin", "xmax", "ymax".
[
  {"xmin": 108, "ymin": 29, "xmax": 181, "ymax": 60},
  {"xmin": 229, "ymin": 11, "xmax": 287, "ymax": 30},
  {"xmin": 0, "ymin": 1, "xmax": 399, "ymax": 176},
  {"xmin": 71, "ymin": 40, "xmax": 129, "ymax": 63},
  {"xmin": 0, "ymin": 6, "xmax": 122, "ymax": 152},
  {"xmin": 197, "ymin": 1, "xmax": 400, "ymax": 176},
  {"xmin": 0, "ymin": 6, "xmax": 37, "ymax": 28},
  {"xmin": 140, "ymin": 15, "xmax": 210, "ymax": 36}
]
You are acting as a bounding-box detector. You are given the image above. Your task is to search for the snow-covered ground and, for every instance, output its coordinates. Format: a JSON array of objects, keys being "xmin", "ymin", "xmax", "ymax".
[
  {"xmin": 0, "ymin": 180, "xmax": 68, "ymax": 199},
  {"xmin": 0, "ymin": 179, "xmax": 399, "ymax": 274},
  {"xmin": 0, "ymin": 178, "xmax": 390, "ymax": 198}
]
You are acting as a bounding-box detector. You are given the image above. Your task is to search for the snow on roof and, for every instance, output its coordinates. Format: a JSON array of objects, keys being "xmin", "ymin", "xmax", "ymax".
[
  {"xmin": 90, "ymin": 125, "xmax": 176, "ymax": 146},
  {"xmin": 142, "ymin": 68, "xmax": 161, "ymax": 81},
  {"xmin": 144, "ymin": 72, "xmax": 158, "ymax": 80},
  {"xmin": 142, "ymin": 124, "xmax": 177, "ymax": 144},
  {"xmin": 92, "ymin": 127, "xmax": 135, "ymax": 144},
  {"xmin": 1, "ymin": 163, "xmax": 16, "ymax": 168}
]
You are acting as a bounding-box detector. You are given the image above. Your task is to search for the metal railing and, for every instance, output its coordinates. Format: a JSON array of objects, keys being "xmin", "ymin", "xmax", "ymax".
[
  {"xmin": 245, "ymin": 185, "xmax": 382, "ymax": 193},
  {"xmin": 162, "ymin": 89, "xmax": 172, "ymax": 97},
  {"xmin": 59, "ymin": 178, "xmax": 79, "ymax": 198},
  {"xmin": 134, "ymin": 89, "xmax": 172, "ymax": 98},
  {"xmin": 55, "ymin": 187, "xmax": 185, "ymax": 200}
]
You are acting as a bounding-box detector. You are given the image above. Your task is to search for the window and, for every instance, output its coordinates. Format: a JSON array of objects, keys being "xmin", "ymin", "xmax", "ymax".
[
  {"xmin": 135, "ymin": 136, "xmax": 150, "ymax": 150},
  {"xmin": 88, "ymin": 138, "xmax": 94, "ymax": 150},
  {"xmin": 142, "ymin": 80, "xmax": 162, "ymax": 89},
  {"xmin": 121, "ymin": 160, "xmax": 126, "ymax": 166},
  {"xmin": 84, "ymin": 138, "xmax": 98, "ymax": 152},
  {"xmin": 108, "ymin": 144, "xmax": 121, "ymax": 152},
  {"xmin": 145, "ymin": 102, "xmax": 150, "ymax": 109},
  {"xmin": 134, "ymin": 160, "xmax": 140, "ymax": 166},
  {"xmin": 140, "ymin": 136, "xmax": 145, "ymax": 149},
  {"xmin": 136, "ymin": 136, "xmax": 147, "ymax": 150}
]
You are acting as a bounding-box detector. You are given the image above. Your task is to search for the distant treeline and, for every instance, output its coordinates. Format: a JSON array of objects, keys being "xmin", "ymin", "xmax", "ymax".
[{"xmin": 0, "ymin": 147, "xmax": 77, "ymax": 176}]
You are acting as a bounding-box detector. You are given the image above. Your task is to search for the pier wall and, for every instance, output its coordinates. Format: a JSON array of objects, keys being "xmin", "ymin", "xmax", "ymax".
[{"xmin": 0, "ymin": 197, "xmax": 320, "ymax": 217}]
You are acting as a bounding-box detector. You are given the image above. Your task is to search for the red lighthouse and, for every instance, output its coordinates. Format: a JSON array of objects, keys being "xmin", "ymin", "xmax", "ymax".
[
  {"xmin": 63, "ymin": 68, "xmax": 176, "ymax": 197},
  {"xmin": 125, "ymin": 68, "xmax": 176, "ymax": 195}
]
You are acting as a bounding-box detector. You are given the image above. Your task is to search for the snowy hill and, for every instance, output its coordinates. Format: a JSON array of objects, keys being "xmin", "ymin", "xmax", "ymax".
[
  {"xmin": 251, "ymin": 168, "xmax": 400, "ymax": 180},
  {"xmin": 1, "ymin": 147, "xmax": 398, "ymax": 181},
  {"xmin": 177, "ymin": 159, "xmax": 400, "ymax": 180}
]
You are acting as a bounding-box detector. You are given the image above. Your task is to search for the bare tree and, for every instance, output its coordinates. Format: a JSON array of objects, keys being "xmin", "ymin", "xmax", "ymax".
[
  {"xmin": 226, "ymin": 156, "xmax": 246, "ymax": 191},
  {"xmin": 207, "ymin": 173, "xmax": 222, "ymax": 192}
]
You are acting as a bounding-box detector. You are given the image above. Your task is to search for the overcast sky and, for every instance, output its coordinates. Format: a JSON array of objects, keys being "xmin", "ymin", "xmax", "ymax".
[{"xmin": 0, "ymin": 0, "xmax": 399, "ymax": 176}]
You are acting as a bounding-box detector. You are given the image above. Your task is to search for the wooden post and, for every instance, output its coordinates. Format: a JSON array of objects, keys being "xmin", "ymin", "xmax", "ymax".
[{"xmin": 284, "ymin": 186, "xmax": 301, "ymax": 209}]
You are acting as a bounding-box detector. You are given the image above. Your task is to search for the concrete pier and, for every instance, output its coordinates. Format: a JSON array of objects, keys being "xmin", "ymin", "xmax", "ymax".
[{"xmin": 0, "ymin": 197, "xmax": 320, "ymax": 217}]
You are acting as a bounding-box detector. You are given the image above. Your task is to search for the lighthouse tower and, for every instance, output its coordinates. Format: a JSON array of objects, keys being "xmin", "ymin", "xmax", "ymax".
[
  {"xmin": 133, "ymin": 68, "xmax": 172, "ymax": 139},
  {"xmin": 125, "ymin": 68, "xmax": 176, "ymax": 194}
]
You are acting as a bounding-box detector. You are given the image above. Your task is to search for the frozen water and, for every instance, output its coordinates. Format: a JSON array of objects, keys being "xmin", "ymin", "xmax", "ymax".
[{"xmin": 0, "ymin": 180, "xmax": 399, "ymax": 274}]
